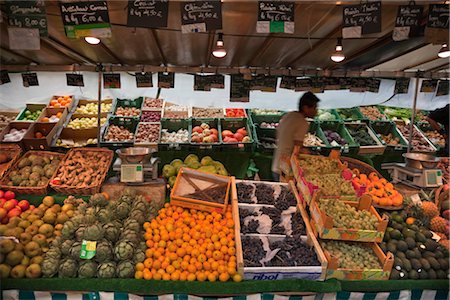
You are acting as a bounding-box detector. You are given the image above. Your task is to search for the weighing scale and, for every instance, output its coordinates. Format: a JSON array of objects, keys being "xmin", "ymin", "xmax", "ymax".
[
  {"xmin": 113, "ymin": 147, "xmax": 160, "ymax": 184},
  {"xmin": 382, "ymin": 163, "xmax": 443, "ymax": 188}
]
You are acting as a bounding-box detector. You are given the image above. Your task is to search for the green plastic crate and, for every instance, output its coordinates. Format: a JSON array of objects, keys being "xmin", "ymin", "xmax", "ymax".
[
  {"xmin": 113, "ymin": 97, "xmax": 144, "ymax": 116},
  {"xmin": 190, "ymin": 118, "xmax": 222, "ymax": 148},
  {"xmin": 220, "ymin": 118, "xmax": 254, "ymax": 151},
  {"xmin": 336, "ymin": 108, "xmax": 365, "ymax": 121},
  {"xmin": 159, "ymin": 119, "xmax": 191, "ymax": 150},
  {"xmin": 319, "ymin": 121, "xmax": 359, "ymax": 155},
  {"xmin": 370, "ymin": 121, "xmax": 408, "ymax": 152},
  {"xmin": 250, "ymin": 114, "xmax": 281, "ymax": 139},
  {"xmin": 101, "ymin": 116, "xmax": 139, "ymax": 148}
]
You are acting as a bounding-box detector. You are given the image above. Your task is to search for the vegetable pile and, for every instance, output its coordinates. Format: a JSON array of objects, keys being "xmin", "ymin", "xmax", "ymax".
[
  {"xmin": 3, "ymin": 128, "xmax": 27, "ymax": 142},
  {"xmin": 381, "ymin": 134, "xmax": 401, "ymax": 146},
  {"xmin": 222, "ymin": 127, "xmax": 251, "ymax": 143},
  {"xmin": 323, "ymin": 130, "xmax": 348, "ymax": 146},
  {"xmin": 163, "ymin": 104, "xmax": 188, "ymax": 119},
  {"xmin": 135, "ymin": 123, "xmax": 159, "ymax": 144},
  {"xmin": 115, "ymin": 107, "xmax": 141, "ymax": 117},
  {"xmin": 160, "ymin": 129, "xmax": 189, "ymax": 143},
  {"xmin": 317, "ymin": 110, "xmax": 337, "ymax": 121},
  {"xmin": 383, "ymin": 107, "xmax": 411, "ymax": 122},
  {"xmin": 397, "ymin": 123, "xmax": 434, "ymax": 152},
  {"xmin": 347, "ymin": 126, "xmax": 376, "ymax": 146},
  {"xmin": 359, "ymin": 106, "xmax": 387, "ymax": 121},
  {"xmin": 143, "ymin": 98, "xmax": 162, "ymax": 109},
  {"xmin": 140, "ymin": 111, "xmax": 161, "ymax": 122},
  {"xmin": 192, "ymin": 108, "xmax": 223, "ymax": 118},
  {"xmin": 303, "ymin": 132, "xmax": 325, "ymax": 147},
  {"xmin": 337, "ymin": 108, "xmax": 359, "ymax": 120},
  {"xmin": 75, "ymin": 102, "xmax": 112, "ymax": 114},
  {"xmin": 104, "ymin": 125, "xmax": 134, "ymax": 142},
  {"xmin": 252, "ymin": 109, "xmax": 283, "ymax": 115},
  {"xmin": 422, "ymin": 130, "xmax": 446, "ymax": 147},
  {"xmin": 225, "ymin": 108, "xmax": 245, "ymax": 118}
]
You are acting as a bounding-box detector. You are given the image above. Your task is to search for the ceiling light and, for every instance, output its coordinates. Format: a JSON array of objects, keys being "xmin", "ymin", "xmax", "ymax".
[
  {"xmin": 84, "ymin": 36, "xmax": 100, "ymax": 45},
  {"xmin": 438, "ymin": 43, "xmax": 450, "ymax": 58},
  {"xmin": 331, "ymin": 37, "xmax": 345, "ymax": 63},
  {"xmin": 212, "ymin": 33, "xmax": 227, "ymax": 58}
]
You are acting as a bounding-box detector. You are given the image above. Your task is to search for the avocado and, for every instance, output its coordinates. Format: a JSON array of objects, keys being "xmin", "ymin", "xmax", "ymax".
[
  {"xmin": 392, "ymin": 223, "xmax": 403, "ymax": 231},
  {"xmin": 405, "ymin": 237, "xmax": 416, "ymax": 250},
  {"xmin": 428, "ymin": 257, "xmax": 440, "ymax": 270},
  {"xmin": 409, "ymin": 224, "xmax": 419, "ymax": 232},
  {"xmin": 428, "ymin": 269, "xmax": 437, "ymax": 279},
  {"xmin": 393, "ymin": 215, "xmax": 404, "ymax": 223},
  {"xmin": 420, "ymin": 229, "xmax": 433, "ymax": 239},
  {"xmin": 383, "ymin": 232, "xmax": 390, "ymax": 242},
  {"xmin": 435, "ymin": 251, "xmax": 444, "ymax": 259},
  {"xmin": 390, "ymin": 269, "xmax": 401, "ymax": 280},
  {"xmin": 391, "ymin": 228, "xmax": 403, "ymax": 238},
  {"xmin": 418, "ymin": 269, "xmax": 428, "ymax": 279},
  {"xmin": 396, "ymin": 252, "xmax": 406, "ymax": 259},
  {"xmin": 425, "ymin": 240, "xmax": 439, "ymax": 252},
  {"xmin": 408, "ymin": 270, "xmax": 419, "ymax": 279},
  {"xmin": 436, "ymin": 270, "xmax": 447, "ymax": 279},
  {"xmin": 387, "ymin": 242, "xmax": 397, "ymax": 254},
  {"xmin": 438, "ymin": 258, "xmax": 449, "ymax": 270},
  {"xmin": 415, "ymin": 232, "xmax": 426, "ymax": 243},
  {"xmin": 406, "ymin": 250, "xmax": 417, "ymax": 259},
  {"xmin": 402, "ymin": 258, "xmax": 412, "ymax": 271},
  {"xmin": 423, "ymin": 251, "xmax": 436, "ymax": 258},
  {"xmin": 416, "ymin": 243, "xmax": 427, "ymax": 252},
  {"xmin": 397, "ymin": 241, "xmax": 408, "ymax": 252},
  {"xmin": 402, "ymin": 228, "xmax": 416, "ymax": 239},
  {"xmin": 413, "ymin": 248, "xmax": 422, "ymax": 259},
  {"xmin": 394, "ymin": 257, "xmax": 403, "ymax": 270},
  {"xmin": 410, "ymin": 258, "xmax": 421, "ymax": 270},
  {"xmin": 420, "ymin": 258, "xmax": 431, "ymax": 270}
]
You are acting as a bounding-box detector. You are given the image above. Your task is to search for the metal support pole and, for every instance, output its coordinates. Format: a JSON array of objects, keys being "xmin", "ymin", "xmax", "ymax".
[
  {"xmin": 408, "ymin": 76, "xmax": 420, "ymax": 153},
  {"xmin": 97, "ymin": 69, "xmax": 103, "ymax": 146}
]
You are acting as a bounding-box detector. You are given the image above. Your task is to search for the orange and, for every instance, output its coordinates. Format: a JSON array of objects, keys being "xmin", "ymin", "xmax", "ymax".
[
  {"xmin": 135, "ymin": 270, "xmax": 143, "ymax": 279},
  {"xmin": 232, "ymin": 274, "xmax": 242, "ymax": 282},
  {"xmin": 166, "ymin": 265, "xmax": 175, "ymax": 274},
  {"xmin": 42, "ymin": 117, "xmax": 50, "ymax": 122},
  {"xmin": 187, "ymin": 273, "xmax": 196, "ymax": 281},
  {"xmin": 227, "ymin": 267, "xmax": 237, "ymax": 276},
  {"xmin": 144, "ymin": 258, "xmax": 153, "ymax": 269},
  {"xmin": 219, "ymin": 273, "xmax": 230, "ymax": 282},
  {"xmin": 54, "ymin": 103, "xmax": 61, "ymax": 108},
  {"xmin": 187, "ymin": 264, "xmax": 197, "ymax": 274},
  {"xmin": 143, "ymin": 269, "xmax": 153, "ymax": 280},
  {"xmin": 35, "ymin": 132, "xmax": 43, "ymax": 138},
  {"xmin": 170, "ymin": 271, "xmax": 180, "ymax": 281},
  {"xmin": 56, "ymin": 112, "xmax": 63, "ymax": 118},
  {"xmin": 50, "ymin": 99, "xmax": 58, "ymax": 106},
  {"xmin": 196, "ymin": 271, "xmax": 207, "ymax": 282},
  {"xmin": 136, "ymin": 262, "xmax": 145, "ymax": 271},
  {"xmin": 179, "ymin": 272, "xmax": 188, "ymax": 281},
  {"xmin": 207, "ymin": 272, "xmax": 217, "ymax": 282},
  {"xmin": 162, "ymin": 273, "xmax": 171, "ymax": 281}
]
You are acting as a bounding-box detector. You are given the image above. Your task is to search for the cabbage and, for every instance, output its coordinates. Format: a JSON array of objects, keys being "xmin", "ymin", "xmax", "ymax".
[{"xmin": 318, "ymin": 112, "xmax": 336, "ymax": 121}]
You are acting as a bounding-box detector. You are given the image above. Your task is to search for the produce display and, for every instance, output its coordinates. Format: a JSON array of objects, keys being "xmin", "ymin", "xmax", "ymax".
[
  {"xmin": 347, "ymin": 126, "xmax": 376, "ymax": 146},
  {"xmin": 359, "ymin": 106, "xmax": 387, "ymax": 121},
  {"xmin": 141, "ymin": 111, "xmax": 161, "ymax": 122},
  {"xmin": 381, "ymin": 207, "xmax": 449, "ymax": 280},
  {"xmin": 303, "ymin": 133, "xmax": 325, "ymax": 147},
  {"xmin": 49, "ymin": 96, "xmax": 72, "ymax": 109},
  {"xmin": 383, "ymin": 107, "xmax": 411, "ymax": 122},
  {"xmin": 104, "ymin": 125, "xmax": 135, "ymax": 142},
  {"xmin": 316, "ymin": 110, "xmax": 337, "ymax": 121},
  {"xmin": 0, "ymin": 195, "xmax": 78, "ymax": 278},
  {"xmin": 67, "ymin": 117, "xmax": 106, "ymax": 129},
  {"xmin": 251, "ymin": 109, "xmax": 283, "ymax": 115},
  {"xmin": 139, "ymin": 203, "xmax": 242, "ymax": 282},
  {"xmin": 225, "ymin": 108, "xmax": 246, "ymax": 118},
  {"xmin": 163, "ymin": 104, "xmax": 189, "ymax": 119},
  {"xmin": 55, "ymin": 138, "xmax": 98, "ymax": 148},
  {"xmin": 222, "ymin": 127, "xmax": 251, "ymax": 143},
  {"xmin": 317, "ymin": 198, "xmax": 378, "ymax": 230},
  {"xmin": 0, "ymin": 190, "xmax": 29, "ymax": 223},
  {"xmin": 416, "ymin": 111, "xmax": 429, "ymax": 123},
  {"xmin": 321, "ymin": 241, "xmax": 382, "ymax": 269},
  {"xmin": 380, "ymin": 134, "xmax": 401, "ymax": 146},
  {"xmin": 297, "ymin": 155, "xmax": 341, "ymax": 175},
  {"xmin": 304, "ymin": 174, "xmax": 355, "ymax": 198},
  {"xmin": 3, "ymin": 128, "xmax": 28, "ymax": 142},
  {"xmin": 241, "ymin": 235, "xmax": 320, "ymax": 267},
  {"xmin": 115, "ymin": 107, "xmax": 141, "ymax": 117},
  {"xmin": 160, "ymin": 129, "xmax": 189, "ymax": 144},
  {"xmin": 421, "ymin": 130, "xmax": 446, "ymax": 147},
  {"xmin": 337, "ymin": 108, "xmax": 359, "ymax": 120},
  {"xmin": 42, "ymin": 190, "xmax": 156, "ymax": 278},
  {"xmin": 19, "ymin": 109, "xmax": 42, "ymax": 121},
  {"xmin": 236, "ymin": 182, "xmax": 297, "ymax": 207},
  {"xmin": 397, "ymin": 123, "xmax": 434, "ymax": 152},
  {"xmin": 3, "ymin": 153, "xmax": 61, "ymax": 188},
  {"xmin": 143, "ymin": 98, "xmax": 163, "ymax": 109},
  {"xmin": 191, "ymin": 123, "xmax": 219, "ymax": 144},
  {"xmin": 75, "ymin": 102, "xmax": 112, "ymax": 114},
  {"xmin": 162, "ymin": 154, "xmax": 228, "ymax": 187},
  {"xmin": 192, "ymin": 108, "xmax": 223, "ymax": 118},
  {"xmin": 135, "ymin": 123, "xmax": 160, "ymax": 144},
  {"xmin": 0, "ymin": 112, "xmax": 19, "ymax": 123},
  {"xmin": 352, "ymin": 172, "xmax": 403, "ymax": 207},
  {"xmin": 259, "ymin": 122, "xmax": 278, "ymax": 129},
  {"xmin": 323, "ymin": 130, "xmax": 348, "ymax": 146},
  {"xmin": 41, "ymin": 112, "xmax": 63, "ymax": 123},
  {"xmin": 438, "ymin": 158, "xmax": 449, "ymax": 183}
]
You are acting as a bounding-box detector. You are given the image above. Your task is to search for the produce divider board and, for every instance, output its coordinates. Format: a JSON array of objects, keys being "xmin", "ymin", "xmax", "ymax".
[{"xmin": 344, "ymin": 122, "xmax": 386, "ymax": 155}]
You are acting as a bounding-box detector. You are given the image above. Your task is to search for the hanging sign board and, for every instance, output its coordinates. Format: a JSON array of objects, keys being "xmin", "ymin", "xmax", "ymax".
[
  {"xmin": 342, "ymin": 1, "xmax": 381, "ymax": 38},
  {"xmin": 8, "ymin": 27, "xmax": 40, "ymax": 50},
  {"xmin": 127, "ymin": 0, "xmax": 169, "ymax": 28},
  {"xmin": 66, "ymin": 74, "xmax": 84, "ymax": 87},
  {"xmin": 209, "ymin": 74, "xmax": 224, "ymax": 89},
  {"xmin": 103, "ymin": 73, "xmax": 121, "ymax": 89},
  {"xmin": 158, "ymin": 72, "xmax": 175, "ymax": 88},
  {"xmin": 311, "ymin": 78, "xmax": 324, "ymax": 93},
  {"xmin": 349, "ymin": 78, "xmax": 367, "ymax": 93},
  {"xmin": 256, "ymin": 1, "xmax": 295, "ymax": 34},
  {"xmin": 230, "ymin": 74, "xmax": 250, "ymax": 102},
  {"xmin": 135, "ymin": 72, "xmax": 153, "ymax": 88},
  {"xmin": 367, "ymin": 78, "xmax": 381, "ymax": 93},
  {"xmin": 194, "ymin": 75, "xmax": 211, "ymax": 91},
  {"xmin": 180, "ymin": 1, "xmax": 222, "ymax": 33},
  {"xmin": 6, "ymin": 0, "xmax": 48, "ymax": 37},
  {"xmin": 295, "ymin": 78, "xmax": 311, "ymax": 92},
  {"xmin": 22, "ymin": 73, "xmax": 39, "ymax": 87},
  {"xmin": 436, "ymin": 80, "xmax": 449, "ymax": 97},
  {"xmin": 427, "ymin": 4, "xmax": 449, "ymax": 29},
  {"xmin": 60, "ymin": 1, "xmax": 111, "ymax": 39},
  {"xmin": 280, "ymin": 76, "xmax": 296, "ymax": 90},
  {"xmin": 339, "ymin": 78, "xmax": 351, "ymax": 90},
  {"xmin": 393, "ymin": 5, "xmax": 424, "ymax": 41},
  {"xmin": 420, "ymin": 79, "xmax": 438, "ymax": 93},
  {"xmin": 394, "ymin": 78, "xmax": 410, "ymax": 94},
  {"xmin": 324, "ymin": 77, "xmax": 340, "ymax": 90},
  {"xmin": 0, "ymin": 71, "xmax": 11, "ymax": 85}
]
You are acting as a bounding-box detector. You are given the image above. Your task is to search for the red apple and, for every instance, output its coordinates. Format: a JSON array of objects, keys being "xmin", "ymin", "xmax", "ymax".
[
  {"xmin": 193, "ymin": 126, "xmax": 203, "ymax": 134},
  {"xmin": 210, "ymin": 134, "xmax": 218, "ymax": 143},
  {"xmin": 3, "ymin": 200, "xmax": 17, "ymax": 212},
  {"xmin": 210, "ymin": 128, "xmax": 218, "ymax": 137},
  {"xmin": 0, "ymin": 207, "xmax": 7, "ymax": 219},
  {"xmin": 227, "ymin": 138, "xmax": 238, "ymax": 143},
  {"xmin": 0, "ymin": 199, "xmax": 6, "ymax": 208},
  {"xmin": 0, "ymin": 190, "xmax": 4, "ymax": 199},
  {"xmin": 4, "ymin": 191, "xmax": 15, "ymax": 200},
  {"xmin": 234, "ymin": 132, "xmax": 244, "ymax": 142},
  {"xmin": 237, "ymin": 127, "xmax": 248, "ymax": 136},
  {"xmin": 17, "ymin": 200, "xmax": 30, "ymax": 212},
  {"xmin": 7, "ymin": 207, "xmax": 21, "ymax": 218}
]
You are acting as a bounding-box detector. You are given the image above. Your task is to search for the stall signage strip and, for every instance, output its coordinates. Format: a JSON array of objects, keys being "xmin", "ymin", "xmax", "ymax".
[
  {"xmin": 256, "ymin": 1, "xmax": 295, "ymax": 33},
  {"xmin": 60, "ymin": 1, "xmax": 111, "ymax": 38},
  {"xmin": 180, "ymin": 1, "xmax": 222, "ymax": 33}
]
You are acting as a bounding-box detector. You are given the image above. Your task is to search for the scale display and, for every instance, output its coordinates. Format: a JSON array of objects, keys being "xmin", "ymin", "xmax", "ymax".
[{"xmin": 121, "ymin": 164, "xmax": 144, "ymax": 183}]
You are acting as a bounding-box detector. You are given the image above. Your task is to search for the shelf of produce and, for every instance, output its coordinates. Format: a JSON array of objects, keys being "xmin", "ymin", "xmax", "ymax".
[
  {"xmin": 134, "ymin": 122, "xmax": 161, "ymax": 149},
  {"xmin": 359, "ymin": 106, "xmax": 389, "ymax": 121},
  {"xmin": 0, "ymin": 144, "xmax": 22, "ymax": 181},
  {"xmin": 100, "ymin": 116, "xmax": 139, "ymax": 148},
  {"xmin": 189, "ymin": 118, "xmax": 222, "ymax": 149},
  {"xmin": 15, "ymin": 104, "xmax": 46, "ymax": 122},
  {"xmin": 306, "ymin": 121, "xmax": 331, "ymax": 152},
  {"xmin": 142, "ymin": 97, "xmax": 163, "ymax": 110},
  {"xmin": 319, "ymin": 121, "xmax": 359, "ymax": 155},
  {"xmin": 344, "ymin": 122, "xmax": 386, "ymax": 155},
  {"xmin": 370, "ymin": 121, "xmax": 408, "ymax": 152},
  {"xmin": 395, "ymin": 122, "xmax": 437, "ymax": 153},
  {"xmin": 158, "ymin": 118, "xmax": 191, "ymax": 150},
  {"xmin": 72, "ymin": 98, "xmax": 113, "ymax": 118},
  {"xmin": 48, "ymin": 95, "xmax": 77, "ymax": 113},
  {"xmin": 220, "ymin": 118, "xmax": 254, "ymax": 151},
  {"xmin": 161, "ymin": 101, "xmax": 190, "ymax": 119},
  {"xmin": 112, "ymin": 97, "xmax": 144, "ymax": 118},
  {"xmin": 315, "ymin": 109, "xmax": 341, "ymax": 122},
  {"xmin": 416, "ymin": 123, "xmax": 446, "ymax": 151},
  {"xmin": 309, "ymin": 192, "xmax": 388, "ymax": 243}
]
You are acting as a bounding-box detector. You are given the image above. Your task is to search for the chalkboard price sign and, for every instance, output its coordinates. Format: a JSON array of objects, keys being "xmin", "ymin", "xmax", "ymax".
[
  {"xmin": 295, "ymin": 78, "xmax": 311, "ymax": 92},
  {"xmin": 6, "ymin": 0, "xmax": 48, "ymax": 36},
  {"xmin": 258, "ymin": 1, "xmax": 294, "ymax": 22},
  {"xmin": 127, "ymin": 0, "xmax": 169, "ymax": 28},
  {"xmin": 181, "ymin": 1, "xmax": 222, "ymax": 31},
  {"xmin": 427, "ymin": 4, "xmax": 449, "ymax": 29},
  {"xmin": 343, "ymin": 1, "xmax": 381, "ymax": 35},
  {"xmin": 230, "ymin": 74, "xmax": 250, "ymax": 102},
  {"xmin": 66, "ymin": 74, "xmax": 84, "ymax": 87},
  {"xmin": 22, "ymin": 73, "xmax": 39, "ymax": 87},
  {"xmin": 349, "ymin": 78, "xmax": 367, "ymax": 93},
  {"xmin": 324, "ymin": 77, "xmax": 340, "ymax": 90},
  {"xmin": 135, "ymin": 72, "xmax": 153, "ymax": 88},
  {"xmin": 194, "ymin": 75, "xmax": 211, "ymax": 91},
  {"xmin": 103, "ymin": 73, "xmax": 121, "ymax": 89},
  {"xmin": 280, "ymin": 76, "xmax": 296, "ymax": 90},
  {"xmin": 158, "ymin": 72, "xmax": 175, "ymax": 88},
  {"xmin": 394, "ymin": 78, "xmax": 410, "ymax": 94},
  {"xmin": 367, "ymin": 78, "xmax": 381, "ymax": 93},
  {"xmin": 436, "ymin": 80, "xmax": 449, "ymax": 96},
  {"xmin": 420, "ymin": 79, "xmax": 438, "ymax": 93},
  {"xmin": 209, "ymin": 75, "xmax": 224, "ymax": 89},
  {"xmin": 0, "ymin": 71, "xmax": 11, "ymax": 85}
]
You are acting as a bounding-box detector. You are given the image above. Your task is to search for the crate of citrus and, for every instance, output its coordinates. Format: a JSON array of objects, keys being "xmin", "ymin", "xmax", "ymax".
[{"xmin": 48, "ymin": 95, "xmax": 76, "ymax": 112}]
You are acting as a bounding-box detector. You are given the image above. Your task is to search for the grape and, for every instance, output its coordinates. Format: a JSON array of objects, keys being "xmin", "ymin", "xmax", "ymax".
[
  {"xmin": 242, "ymin": 236, "xmax": 265, "ymax": 267},
  {"xmin": 255, "ymin": 183, "xmax": 275, "ymax": 204},
  {"xmin": 267, "ymin": 236, "xmax": 320, "ymax": 267},
  {"xmin": 297, "ymin": 156, "xmax": 341, "ymax": 175},
  {"xmin": 274, "ymin": 186, "xmax": 297, "ymax": 211},
  {"xmin": 237, "ymin": 183, "xmax": 254, "ymax": 203},
  {"xmin": 318, "ymin": 199, "xmax": 378, "ymax": 230},
  {"xmin": 321, "ymin": 241, "xmax": 381, "ymax": 269},
  {"xmin": 305, "ymin": 174, "xmax": 355, "ymax": 198},
  {"xmin": 291, "ymin": 212, "xmax": 306, "ymax": 235}
]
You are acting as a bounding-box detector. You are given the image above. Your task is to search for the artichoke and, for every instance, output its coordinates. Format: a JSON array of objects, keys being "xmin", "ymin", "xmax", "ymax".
[
  {"xmin": 45, "ymin": 247, "xmax": 61, "ymax": 260},
  {"xmin": 58, "ymin": 258, "xmax": 78, "ymax": 278},
  {"xmin": 78, "ymin": 260, "xmax": 98, "ymax": 278},
  {"xmin": 119, "ymin": 230, "xmax": 140, "ymax": 244},
  {"xmin": 97, "ymin": 262, "xmax": 116, "ymax": 278},
  {"xmin": 84, "ymin": 213, "xmax": 97, "ymax": 225},
  {"xmin": 83, "ymin": 224, "xmax": 104, "ymax": 241},
  {"xmin": 89, "ymin": 193, "xmax": 108, "ymax": 207},
  {"xmin": 61, "ymin": 221, "xmax": 77, "ymax": 239},
  {"xmin": 70, "ymin": 241, "xmax": 83, "ymax": 260},
  {"xmin": 129, "ymin": 211, "xmax": 146, "ymax": 226},
  {"xmin": 97, "ymin": 209, "xmax": 112, "ymax": 224},
  {"xmin": 123, "ymin": 188, "xmax": 137, "ymax": 198},
  {"xmin": 61, "ymin": 240, "xmax": 75, "ymax": 256},
  {"xmin": 103, "ymin": 222, "xmax": 120, "ymax": 243},
  {"xmin": 123, "ymin": 219, "xmax": 141, "ymax": 232},
  {"xmin": 117, "ymin": 260, "xmax": 135, "ymax": 278},
  {"xmin": 71, "ymin": 215, "xmax": 85, "ymax": 226},
  {"xmin": 95, "ymin": 240, "xmax": 113, "ymax": 263},
  {"xmin": 115, "ymin": 202, "xmax": 130, "ymax": 220},
  {"xmin": 75, "ymin": 225, "xmax": 86, "ymax": 242},
  {"xmin": 114, "ymin": 240, "xmax": 135, "ymax": 261},
  {"xmin": 41, "ymin": 258, "xmax": 59, "ymax": 277},
  {"xmin": 51, "ymin": 236, "xmax": 62, "ymax": 248},
  {"xmin": 133, "ymin": 250, "xmax": 145, "ymax": 264}
]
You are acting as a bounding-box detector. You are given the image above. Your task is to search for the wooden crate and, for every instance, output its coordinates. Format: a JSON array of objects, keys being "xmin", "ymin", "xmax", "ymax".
[
  {"xmin": 322, "ymin": 241, "xmax": 394, "ymax": 280},
  {"xmin": 22, "ymin": 122, "xmax": 58, "ymax": 150},
  {"xmin": 170, "ymin": 167, "xmax": 231, "ymax": 214},
  {"xmin": 310, "ymin": 192, "xmax": 388, "ymax": 243},
  {"xmin": 231, "ymin": 177, "xmax": 245, "ymax": 277},
  {"xmin": 15, "ymin": 104, "xmax": 46, "ymax": 122},
  {"xmin": 344, "ymin": 122, "xmax": 386, "ymax": 155},
  {"xmin": 73, "ymin": 98, "xmax": 113, "ymax": 118},
  {"xmin": 162, "ymin": 101, "xmax": 190, "ymax": 119},
  {"xmin": 0, "ymin": 122, "xmax": 32, "ymax": 147},
  {"xmin": 0, "ymin": 144, "xmax": 22, "ymax": 181}
]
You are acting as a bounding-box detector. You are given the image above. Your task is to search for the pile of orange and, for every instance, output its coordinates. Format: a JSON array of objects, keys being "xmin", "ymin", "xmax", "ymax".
[
  {"xmin": 137, "ymin": 203, "xmax": 242, "ymax": 282},
  {"xmin": 49, "ymin": 96, "xmax": 72, "ymax": 108},
  {"xmin": 41, "ymin": 112, "xmax": 63, "ymax": 123},
  {"xmin": 352, "ymin": 171, "xmax": 403, "ymax": 207}
]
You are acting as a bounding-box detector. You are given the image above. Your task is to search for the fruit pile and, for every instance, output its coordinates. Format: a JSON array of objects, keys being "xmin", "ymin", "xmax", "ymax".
[
  {"xmin": 225, "ymin": 108, "xmax": 245, "ymax": 118},
  {"xmin": 297, "ymin": 155, "xmax": 341, "ymax": 175},
  {"xmin": 49, "ymin": 96, "xmax": 72, "ymax": 108},
  {"xmin": 191, "ymin": 123, "xmax": 219, "ymax": 144},
  {"xmin": 4, "ymin": 153, "xmax": 61, "ymax": 188},
  {"xmin": 41, "ymin": 112, "xmax": 63, "ymax": 123},
  {"xmin": 20, "ymin": 109, "xmax": 42, "ymax": 121},
  {"xmin": 138, "ymin": 203, "xmax": 242, "ymax": 282},
  {"xmin": 141, "ymin": 111, "xmax": 161, "ymax": 122},
  {"xmin": 397, "ymin": 123, "xmax": 434, "ymax": 152},
  {"xmin": 162, "ymin": 155, "xmax": 228, "ymax": 188},
  {"xmin": 321, "ymin": 241, "xmax": 382, "ymax": 269},
  {"xmin": 380, "ymin": 133, "xmax": 401, "ymax": 146},
  {"xmin": 3, "ymin": 128, "xmax": 27, "ymax": 142},
  {"xmin": 192, "ymin": 108, "xmax": 223, "ymax": 118},
  {"xmin": 317, "ymin": 199, "xmax": 378, "ymax": 230},
  {"xmin": 67, "ymin": 117, "xmax": 106, "ymax": 129},
  {"xmin": 304, "ymin": 174, "xmax": 355, "ymax": 198},
  {"xmin": 104, "ymin": 125, "xmax": 134, "ymax": 142},
  {"xmin": 135, "ymin": 123, "xmax": 160, "ymax": 144},
  {"xmin": 222, "ymin": 128, "xmax": 251, "ymax": 143},
  {"xmin": 41, "ymin": 190, "xmax": 157, "ymax": 278},
  {"xmin": 115, "ymin": 107, "xmax": 141, "ymax": 117},
  {"xmin": 381, "ymin": 208, "xmax": 449, "ymax": 280},
  {"xmin": 422, "ymin": 130, "xmax": 446, "ymax": 147},
  {"xmin": 160, "ymin": 129, "xmax": 189, "ymax": 144},
  {"xmin": 236, "ymin": 182, "xmax": 297, "ymax": 207},
  {"xmin": 352, "ymin": 172, "xmax": 403, "ymax": 207},
  {"xmin": 0, "ymin": 191, "xmax": 30, "ymax": 223},
  {"xmin": 75, "ymin": 102, "xmax": 112, "ymax": 114},
  {"xmin": 0, "ymin": 195, "xmax": 77, "ymax": 278},
  {"xmin": 323, "ymin": 130, "xmax": 348, "ymax": 146},
  {"xmin": 143, "ymin": 98, "xmax": 163, "ymax": 109},
  {"xmin": 55, "ymin": 138, "xmax": 98, "ymax": 148},
  {"xmin": 0, "ymin": 112, "xmax": 18, "ymax": 123}
]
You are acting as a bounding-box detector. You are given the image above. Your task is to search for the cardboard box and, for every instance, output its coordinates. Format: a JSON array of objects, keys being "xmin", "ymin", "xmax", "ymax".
[
  {"xmin": 73, "ymin": 98, "xmax": 113, "ymax": 118},
  {"xmin": 15, "ymin": 104, "xmax": 46, "ymax": 122},
  {"xmin": 0, "ymin": 122, "xmax": 32, "ymax": 147},
  {"xmin": 22, "ymin": 122, "xmax": 58, "ymax": 150}
]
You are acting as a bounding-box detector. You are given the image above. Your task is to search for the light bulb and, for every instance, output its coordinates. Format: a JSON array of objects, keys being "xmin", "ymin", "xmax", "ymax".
[
  {"xmin": 331, "ymin": 38, "xmax": 345, "ymax": 63},
  {"xmin": 212, "ymin": 33, "xmax": 227, "ymax": 58},
  {"xmin": 438, "ymin": 44, "xmax": 450, "ymax": 58},
  {"xmin": 84, "ymin": 36, "xmax": 100, "ymax": 45}
]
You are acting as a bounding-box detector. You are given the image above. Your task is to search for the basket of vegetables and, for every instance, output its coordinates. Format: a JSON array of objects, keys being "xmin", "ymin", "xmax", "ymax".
[
  {"xmin": 319, "ymin": 121, "xmax": 359, "ymax": 155},
  {"xmin": 304, "ymin": 121, "xmax": 330, "ymax": 152}
]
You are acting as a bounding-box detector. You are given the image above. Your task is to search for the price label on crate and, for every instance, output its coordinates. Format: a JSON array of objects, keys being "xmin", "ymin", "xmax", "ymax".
[{"xmin": 80, "ymin": 240, "xmax": 96, "ymax": 259}]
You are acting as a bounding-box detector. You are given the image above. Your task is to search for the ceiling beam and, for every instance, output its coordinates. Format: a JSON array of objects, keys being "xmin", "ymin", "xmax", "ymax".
[
  {"xmin": 427, "ymin": 62, "xmax": 450, "ymax": 72},
  {"xmin": 150, "ymin": 29, "xmax": 167, "ymax": 66},
  {"xmin": 41, "ymin": 36, "xmax": 97, "ymax": 65},
  {"xmin": 402, "ymin": 57, "xmax": 443, "ymax": 71},
  {"xmin": 99, "ymin": 43, "xmax": 124, "ymax": 65},
  {"xmin": 205, "ymin": 30, "xmax": 216, "ymax": 67},
  {"xmin": 0, "ymin": 47, "xmax": 38, "ymax": 64}
]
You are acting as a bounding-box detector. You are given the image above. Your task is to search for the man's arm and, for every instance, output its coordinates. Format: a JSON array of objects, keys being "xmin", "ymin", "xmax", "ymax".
[{"xmin": 426, "ymin": 116, "xmax": 442, "ymax": 131}]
